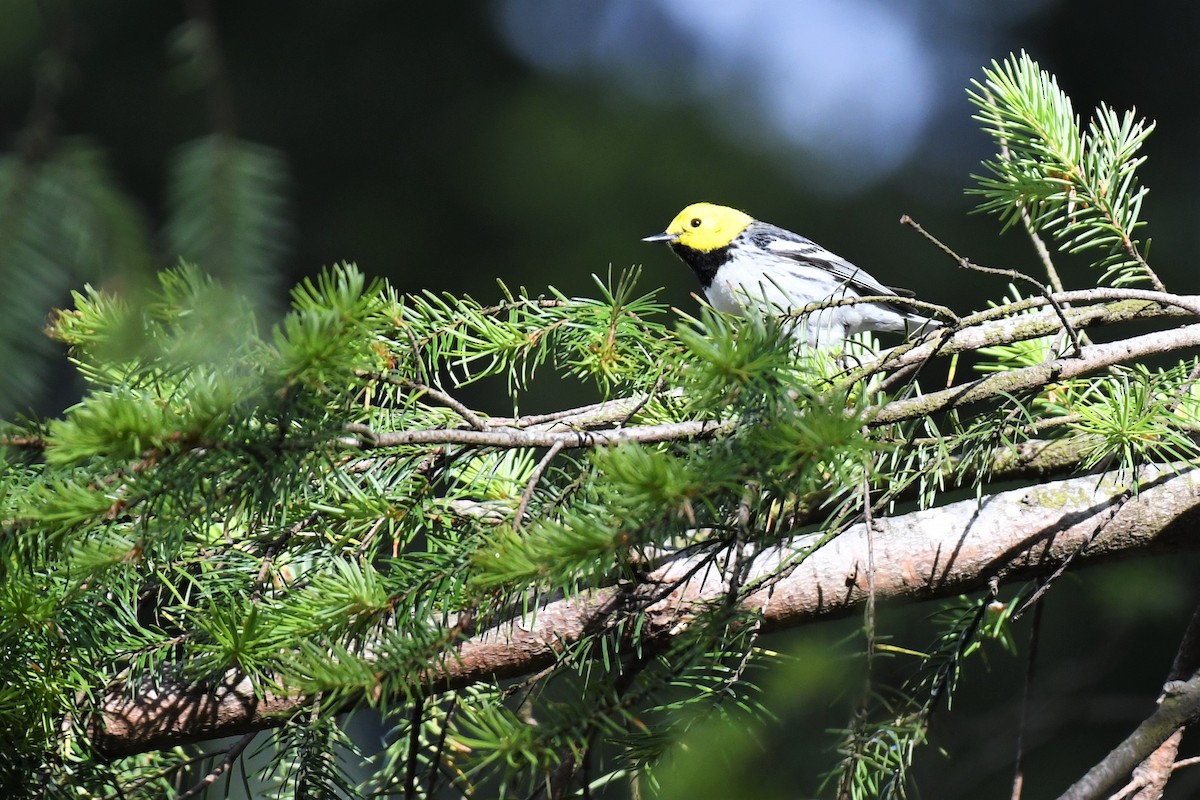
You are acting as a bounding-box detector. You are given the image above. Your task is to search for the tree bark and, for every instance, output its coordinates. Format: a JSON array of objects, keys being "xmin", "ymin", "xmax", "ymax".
[{"xmin": 92, "ymin": 464, "xmax": 1200, "ymax": 758}]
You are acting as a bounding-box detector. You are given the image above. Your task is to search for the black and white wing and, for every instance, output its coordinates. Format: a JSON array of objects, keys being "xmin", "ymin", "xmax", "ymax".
[{"xmin": 750, "ymin": 226, "xmax": 903, "ymax": 298}]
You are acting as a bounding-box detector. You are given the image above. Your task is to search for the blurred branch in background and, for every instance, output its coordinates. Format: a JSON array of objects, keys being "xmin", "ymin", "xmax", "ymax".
[{"xmin": 0, "ymin": 1, "xmax": 292, "ymax": 417}]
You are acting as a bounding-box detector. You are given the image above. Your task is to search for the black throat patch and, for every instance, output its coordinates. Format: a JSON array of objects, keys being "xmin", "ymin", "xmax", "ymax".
[{"xmin": 669, "ymin": 244, "xmax": 729, "ymax": 289}]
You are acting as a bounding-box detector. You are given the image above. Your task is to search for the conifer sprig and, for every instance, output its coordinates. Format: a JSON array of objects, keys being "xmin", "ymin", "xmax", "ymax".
[{"xmin": 969, "ymin": 51, "xmax": 1164, "ymax": 290}]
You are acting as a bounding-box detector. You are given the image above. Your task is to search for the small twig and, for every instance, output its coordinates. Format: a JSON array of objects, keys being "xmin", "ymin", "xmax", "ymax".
[
  {"xmin": 1011, "ymin": 190, "xmax": 1092, "ymax": 354},
  {"xmin": 252, "ymin": 511, "xmax": 317, "ymax": 597},
  {"xmin": 1059, "ymin": 603, "xmax": 1200, "ymax": 800},
  {"xmin": 425, "ymin": 694, "xmax": 460, "ymax": 798},
  {"xmin": 497, "ymin": 394, "xmax": 670, "ymax": 431},
  {"xmin": 861, "ymin": 471, "xmax": 877, "ymax": 687},
  {"xmin": 368, "ymin": 373, "xmax": 488, "ymax": 431},
  {"xmin": 397, "ymin": 316, "xmax": 434, "ymax": 386},
  {"xmin": 1021, "ymin": 211, "xmax": 1065, "ymax": 294},
  {"xmin": 727, "ymin": 484, "xmax": 757, "ymax": 603},
  {"xmin": 356, "ymin": 514, "xmax": 391, "ymax": 556},
  {"xmin": 872, "ymin": 323, "xmax": 1200, "ymax": 426},
  {"xmin": 900, "ymin": 215, "xmax": 1082, "ymax": 357},
  {"xmin": 1123, "ymin": 237, "xmax": 1167, "ymax": 293},
  {"xmin": 175, "ymin": 732, "xmax": 256, "ymax": 800},
  {"xmin": 1014, "ymin": 493, "xmax": 1130, "ymax": 620},
  {"xmin": 1172, "ymin": 755, "xmax": 1200, "ymax": 771},
  {"xmin": 118, "ymin": 749, "xmax": 223, "ymax": 796},
  {"xmin": 513, "ymin": 440, "xmax": 564, "ymax": 529},
  {"xmin": 1164, "ymin": 360, "xmax": 1200, "ymax": 417},
  {"xmin": 507, "ymin": 403, "xmax": 613, "ymax": 429},
  {"xmin": 1011, "ymin": 590, "xmax": 1044, "ymax": 800},
  {"xmin": 344, "ymin": 418, "xmax": 733, "ymax": 450},
  {"xmin": 872, "ymin": 359, "xmax": 926, "ymax": 396},
  {"xmin": 786, "ymin": 293, "xmax": 960, "ymax": 326},
  {"xmin": 956, "ymin": 259, "xmax": 1081, "ymax": 356},
  {"xmin": 405, "ymin": 695, "xmax": 424, "ymax": 800},
  {"xmin": 620, "ymin": 374, "xmax": 667, "ymax": 426}
]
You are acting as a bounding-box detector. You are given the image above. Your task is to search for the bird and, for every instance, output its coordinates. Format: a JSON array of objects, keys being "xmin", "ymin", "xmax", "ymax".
[{"xmin": 643, "ymin": 202, "xmax": 939, "ymax": 349}]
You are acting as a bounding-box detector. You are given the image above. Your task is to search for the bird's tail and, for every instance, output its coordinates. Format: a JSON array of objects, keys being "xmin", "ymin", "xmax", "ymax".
[{"xmin": 904, "ymin": 314, "xmax": 942, "ymax": 340}]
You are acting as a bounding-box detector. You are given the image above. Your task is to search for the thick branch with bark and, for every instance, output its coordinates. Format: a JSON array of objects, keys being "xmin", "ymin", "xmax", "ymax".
[{"xmin": 93, "ymin": 464, "xmax": 1200, "ymax": 758}]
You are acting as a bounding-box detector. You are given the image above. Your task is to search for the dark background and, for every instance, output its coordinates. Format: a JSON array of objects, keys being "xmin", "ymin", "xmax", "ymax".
[
  {"xmin": 4, "ymin": 2, "xmax": 1199, "ymax": 411},
  {"xmin": 3, "ymin": 2, "xmax": 1199, "ymax": 797}
]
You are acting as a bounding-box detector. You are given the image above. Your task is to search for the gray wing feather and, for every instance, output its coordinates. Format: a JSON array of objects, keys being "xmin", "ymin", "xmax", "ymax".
[{"xmin": 763, "ymin": 237, "xmax": 898, "ymax": 297}]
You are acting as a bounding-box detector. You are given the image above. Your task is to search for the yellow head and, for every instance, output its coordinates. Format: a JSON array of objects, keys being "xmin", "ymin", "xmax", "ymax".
[{"xmin": 642, "ymin": 202, "xmax": 754, "ymax": 252}]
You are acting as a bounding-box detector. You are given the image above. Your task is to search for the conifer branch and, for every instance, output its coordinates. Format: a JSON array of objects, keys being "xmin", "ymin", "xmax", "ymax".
[
  {"xmin": 871, "ymin": 323, "xmax": 1200, "ymax": 424},
  {"xmin": 342, "ymin": 418, "xmax": 733, "ymax": 450},
  {"xmin": 91, "ymin": 464, "xmax": 1200, "ymax": 757},
  {"xmin": 857, "ymin": 288, "xmax": 1200, "ymax": 376}
]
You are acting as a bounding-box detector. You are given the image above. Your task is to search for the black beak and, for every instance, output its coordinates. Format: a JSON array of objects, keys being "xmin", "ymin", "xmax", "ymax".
[{"xmin": 642, "ymin": 232, "xmax": 679, "ymax": 243}]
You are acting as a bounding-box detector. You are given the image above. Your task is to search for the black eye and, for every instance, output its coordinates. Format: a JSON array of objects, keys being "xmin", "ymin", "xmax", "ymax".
[{"xmin": 689, "ymin": 218, "xmax": 702, "ymax": 228}]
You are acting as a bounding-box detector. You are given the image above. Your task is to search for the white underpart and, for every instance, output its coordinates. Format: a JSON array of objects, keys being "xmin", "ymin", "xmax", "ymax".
[{"xmin": 704, "ymin": 254, "xmax": 921, "ymax": 349}]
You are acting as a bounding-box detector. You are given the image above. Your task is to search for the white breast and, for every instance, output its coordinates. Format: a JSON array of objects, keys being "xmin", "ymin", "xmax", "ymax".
[{"xmin": 704, "ymin": 257, "xmax": 912, "ymax": 347}]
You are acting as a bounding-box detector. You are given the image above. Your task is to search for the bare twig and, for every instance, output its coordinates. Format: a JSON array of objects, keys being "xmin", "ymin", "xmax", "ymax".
[
  {"xmin": 901, "ymin": 215, "xmax": 1082, "ymax": 357},
  {"xmin": 1058, "ymin": 603, "xmax": 1200, "ymax": 800},
  {"xmin": 1164, "ymin": 360, "xmax": 1200, "ymax": 417},
  {"xmin": 425, "ymin": 694, "xmax": 460, "ymax": 798},
  {"xmin": 871, "ymin": 324, "xmax": 1200, "ymax": 425},
  {"xmin": 1014, "ymin": 491, "xmax": 1131, "ymax": 619},
  {"xmin": 620, "ymin": 373, "xmax": 667, "ymax": 426},
  {"xmin": 405, "ymin": 695, "xmax": 424, "ymax": 800},
  {"xmin": 490, "ymin": 394, "xmax": 670, "ymax": 431},
  {"xmin": 855, "ymin": 289, "xmax": 1200, "ymax": 379},
  {"xmin": 785, "ymin": 293, "xmax": 960, "ymax": 326},
  {"xmin": 1021, "ymin": 209, "xmax": 1065, "ymax": 294},
  {"xmin": 861, "ymin": 471, "xmax": 877, "ymax": 675},
  {"xmin": 1122, "ymin": 236, "xmax": 1167, "ymax": 294},
  {"xmin": 175, "ymin": 732, "xmax": 256, "ymax": 800},
  {"xmin": 343, "ymin": 418, "xmax": 733, "ymax": 450},
  {"xmin": 513, "ymin": 439, "xmax": 564, "ymax": 528},
  {"xmin": 388, "ymin": 374, "xmax": 488, "ymax": 431},
  {"xmin": 1011, "ymin": 594, "xmax": 1044, "ymax": 800}
]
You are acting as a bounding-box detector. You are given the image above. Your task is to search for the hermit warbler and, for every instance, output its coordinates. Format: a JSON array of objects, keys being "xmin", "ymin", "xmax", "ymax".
[{"xmin": 644, "ymin": 202, "xmax": 939, "ymax": 348}]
